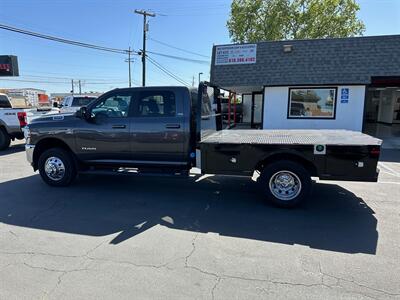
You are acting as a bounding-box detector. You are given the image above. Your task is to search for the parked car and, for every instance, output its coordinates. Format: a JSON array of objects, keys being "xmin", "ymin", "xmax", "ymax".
[
  {"xmin": 0, "ymin": 93, "xmax": 58, "ymax": 150},
  {"xmin": 24, "ymin": 83, "xmax": 382, "ymax": 208},
  {"xmin": 59, "ymin": 95, "xmax": 97, "ymax": 114}
]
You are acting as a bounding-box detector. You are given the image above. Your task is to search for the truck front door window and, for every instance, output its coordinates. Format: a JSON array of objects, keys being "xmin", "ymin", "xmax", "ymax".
[{"xmin": 92, "ymin": 95, "xmax": 132, "ymax": 119}]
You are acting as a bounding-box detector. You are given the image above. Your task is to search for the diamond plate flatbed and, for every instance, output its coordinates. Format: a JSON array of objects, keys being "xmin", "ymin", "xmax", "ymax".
[{"xmin": 201, "ymin": 129, "xmax": 382, "ymax": 146}]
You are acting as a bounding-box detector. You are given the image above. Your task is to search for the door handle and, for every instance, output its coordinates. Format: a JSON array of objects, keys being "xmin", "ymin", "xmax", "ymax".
[
  {"xmin": 112, "ymin": 124, "xmax": 126, "ymax": 129},
  {"xmin": 165, "ymin": 124, "xmax": 181, "ymax": 129}
]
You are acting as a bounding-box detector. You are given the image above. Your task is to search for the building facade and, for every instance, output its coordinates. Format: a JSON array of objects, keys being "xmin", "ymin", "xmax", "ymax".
[
  {"xmin": 210, "ymin": 35, "xmax": 400, "ymax": 142},
  {"xmin": 0, "ymin": 88, "xmax": 47, "ymax": 106}
]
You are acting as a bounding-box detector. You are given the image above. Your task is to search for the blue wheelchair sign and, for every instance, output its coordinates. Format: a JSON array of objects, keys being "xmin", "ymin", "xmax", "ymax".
[{"xmin": 341, "ymin": 88, "xmax": 349, "ymax": 103}]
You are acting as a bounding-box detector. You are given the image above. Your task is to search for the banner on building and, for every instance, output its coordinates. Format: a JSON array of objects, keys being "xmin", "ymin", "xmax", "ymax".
[{"xmin": 215, "ymin": 44, "xmax": 257, "ymax": 65}]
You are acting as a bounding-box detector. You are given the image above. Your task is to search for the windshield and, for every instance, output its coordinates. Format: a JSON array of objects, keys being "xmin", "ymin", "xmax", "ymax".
[{"xmin": 71, "ymin": 97, "xmax": 96, "ymax": 107}]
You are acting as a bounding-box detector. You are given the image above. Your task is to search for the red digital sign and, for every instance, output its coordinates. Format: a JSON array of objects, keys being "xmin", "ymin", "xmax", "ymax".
[{"xmin": 0, "ymin": 56, "xmax": 19, "ymax": 76}]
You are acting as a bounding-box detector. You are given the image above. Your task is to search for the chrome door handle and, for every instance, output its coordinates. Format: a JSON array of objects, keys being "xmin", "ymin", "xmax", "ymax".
[
  {"xmin": 112, "ymin": 124, "xmax": 126, "ymax": 129},
  {"xmin": 165, "ymin": 124, "xmax": 181, "ymax": 129}
]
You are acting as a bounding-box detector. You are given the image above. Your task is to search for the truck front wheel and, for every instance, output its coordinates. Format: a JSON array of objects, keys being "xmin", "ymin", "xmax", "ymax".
[
  {"xmin": 0, "ymin": 128, "xmax": 11, "ymax": 150},
  {"xmin": 258, "ymin": 160, "xmax": 311, "ymax": 208},
  {"xmin": 38, "ymin": 148, "xmax": 77, "ymax": 187}
]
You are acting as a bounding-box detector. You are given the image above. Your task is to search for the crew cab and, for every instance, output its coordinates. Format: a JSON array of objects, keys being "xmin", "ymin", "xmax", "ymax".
[{"xmin": 24, "ymin": 83, "xmax": 382, "ymax": 207}]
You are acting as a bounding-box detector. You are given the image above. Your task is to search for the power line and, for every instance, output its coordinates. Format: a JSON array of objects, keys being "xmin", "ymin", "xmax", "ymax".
[
  {"xmin": 0, "ymin": 23, "xmax": 133, "ymax": 55},
  {"xmin": 147, "ymin": 51, "xmax": 209, "ymax": 65},
  {"xmin": 146, "ymin": 56, "xmax": 190, "ymax": 86},
  {"xmin": 21, "ymin": 74, "xmax": 126, "ymax": 82},
  {"xmin": 148, "ymin": 37, "xmax": 210, "ymax": 58},
  {"xmin": 0, "ymin": 78, "xmax": 126, "ymax": 85}
]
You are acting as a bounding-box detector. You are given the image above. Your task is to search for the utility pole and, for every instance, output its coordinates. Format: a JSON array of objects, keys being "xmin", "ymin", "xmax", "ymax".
[
  {"xmin": 128, "ymin": 47, "xmax": 132, "ymax": 87},
  {"xmin": 125, "ymin": 47, "xmax": 135, "ymax": 87},
  {"xmin": 78, "ymin": 80, "xmax": 82, "ymax": 94},
  {"xmin": 198, "ymin": 72, "xmax": 203, "ymax": 85},
  {"xmin": 192, "ymin": 76, "xmax": 195, "ymax": 87},
  {"xmin": 71, "ymin": 79, "xmax": 74, "ymax": 94},
  {"xmin": 134, "ymin": 9, "xmax": 155, "ymax": 87}
]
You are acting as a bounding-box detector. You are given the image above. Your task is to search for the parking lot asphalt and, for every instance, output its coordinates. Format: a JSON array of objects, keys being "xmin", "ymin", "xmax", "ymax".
[{"xmin": 0, "ymin": 141, "xmax": 399, "ymax": 300}]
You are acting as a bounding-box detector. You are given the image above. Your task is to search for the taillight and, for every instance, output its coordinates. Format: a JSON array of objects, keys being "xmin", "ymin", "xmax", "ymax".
[
  {"xmin": 17, "ymin": 112, "xmax": 27, "ymax": 127},
  {"xmin": 370, "ymin": 147, "xmax": 380, "ymax": 158}
]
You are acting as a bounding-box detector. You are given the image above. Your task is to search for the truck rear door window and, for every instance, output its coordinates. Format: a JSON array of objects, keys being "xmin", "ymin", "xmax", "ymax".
[{"xmin": 136, "ymin": 91, "xmax": 176, "ymax": 117}]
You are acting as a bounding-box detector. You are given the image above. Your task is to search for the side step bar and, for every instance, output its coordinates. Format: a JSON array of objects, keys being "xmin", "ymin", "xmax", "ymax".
[{"xmin": 79, "ymin": 167, "xmax": 190, "ymax": 178}]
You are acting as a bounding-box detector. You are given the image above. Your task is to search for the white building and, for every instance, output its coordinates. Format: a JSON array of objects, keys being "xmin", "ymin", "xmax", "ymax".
[{"xmin": 210, "ymin": 35, "xmax": 400, "ymax": 147}]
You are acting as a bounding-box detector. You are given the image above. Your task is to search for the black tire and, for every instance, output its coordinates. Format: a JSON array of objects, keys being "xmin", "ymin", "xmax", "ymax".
[
  {"xmin": 0, "ymin": 128, "xmax": 11, "ymax": 151},
  {"xmin": 258, "ymin": 160, "xmax": 311, "ymax": 208},
  {"xmin": 38, "ymin": 147, "xmax": 77, "ymax": 187}
]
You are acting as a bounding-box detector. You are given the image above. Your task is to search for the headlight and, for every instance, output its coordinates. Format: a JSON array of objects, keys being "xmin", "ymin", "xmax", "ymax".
[{"xmin": 23, "ymin": 126, "xmax": 31, "ymax": 139}]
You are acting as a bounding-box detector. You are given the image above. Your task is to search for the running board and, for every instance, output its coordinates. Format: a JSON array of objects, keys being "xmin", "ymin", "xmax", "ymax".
[{"xmin": 79, "ymin": 167, "xmax": 189, "ymax": 178}]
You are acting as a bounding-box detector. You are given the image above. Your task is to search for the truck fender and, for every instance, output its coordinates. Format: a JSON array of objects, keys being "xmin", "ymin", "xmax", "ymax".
[
  {"xmin": 32, "ymin": 137, "xmax": 78, "ymax": 171},
  {"xmin": 254, "ymin": 149, "xmax": 318, "ymax": 177}
]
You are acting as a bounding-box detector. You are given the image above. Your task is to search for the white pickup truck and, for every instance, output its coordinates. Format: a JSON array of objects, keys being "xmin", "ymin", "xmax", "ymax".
[
  {"xmin": 0, "ymin": 93, "xmax": 59, "ymax": 150},
  {"xmin": 59, "ymin": 95, "xmax": 97, "ymax": 114}
]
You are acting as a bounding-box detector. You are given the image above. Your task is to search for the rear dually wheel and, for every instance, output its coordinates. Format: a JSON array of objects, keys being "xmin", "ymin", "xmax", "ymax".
[{"xmin": 258, "ymin": 160, "xmax": 311, "ymax": 208}]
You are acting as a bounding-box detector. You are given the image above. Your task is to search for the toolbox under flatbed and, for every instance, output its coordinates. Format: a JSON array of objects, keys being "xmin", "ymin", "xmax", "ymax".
[{"xmin": 199, "ymin": 129, "xmax": 381, "ymax": 181}]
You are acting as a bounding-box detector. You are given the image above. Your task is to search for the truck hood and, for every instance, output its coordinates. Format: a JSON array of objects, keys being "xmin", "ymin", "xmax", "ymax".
[{"xmin": 29, "ymin": 113, "xmax": 78, "ymax": 125}]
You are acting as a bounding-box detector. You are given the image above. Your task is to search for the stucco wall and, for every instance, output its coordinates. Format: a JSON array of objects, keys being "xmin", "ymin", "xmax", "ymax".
[{"xmin": 263, "ymin": 85, "xmax": 366, "ymax": 131}]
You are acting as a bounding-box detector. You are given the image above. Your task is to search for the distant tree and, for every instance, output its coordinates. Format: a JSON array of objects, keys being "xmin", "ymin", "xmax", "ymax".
[{"xmin": 227, "ymin": 0, "xmax": 365, "ymax": 42}]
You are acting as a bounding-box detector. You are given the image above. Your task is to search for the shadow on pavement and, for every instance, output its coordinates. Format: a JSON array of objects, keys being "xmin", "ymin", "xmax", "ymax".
[
  {"xmin": 380, "ymin": 149, "xmax": 400, "ymax": 163},
  {"xmin": 0, "ymin": 143, "xmax": 25, "ymax": 156},
  {"xmin": 0, "ymin": 173, "xmax": 378, "ymax": 254}
]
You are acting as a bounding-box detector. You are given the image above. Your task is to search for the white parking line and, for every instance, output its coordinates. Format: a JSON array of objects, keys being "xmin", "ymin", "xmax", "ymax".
[
  {"xmin": 378, "ymin": 181, "xmax": 400, "ymax": 185},
  {"xmin": 378, "ymin": 162, "xmax": 400, "ymax": 177}
]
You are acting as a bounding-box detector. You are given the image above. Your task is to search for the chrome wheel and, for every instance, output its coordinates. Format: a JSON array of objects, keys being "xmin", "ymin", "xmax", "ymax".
[
  {"xmin": 269, "ymin": 170, "xmax": 302, "ymax": 201},
  {"xmin": 44, "ymin": 156, "xmax": 65, "ymax": 181}
]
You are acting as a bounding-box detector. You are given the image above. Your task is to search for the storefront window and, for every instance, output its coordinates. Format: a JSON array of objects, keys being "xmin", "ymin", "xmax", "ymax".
[{"xmin": 288, "ymin": 87, "xmax": 337, "ymax": 119}]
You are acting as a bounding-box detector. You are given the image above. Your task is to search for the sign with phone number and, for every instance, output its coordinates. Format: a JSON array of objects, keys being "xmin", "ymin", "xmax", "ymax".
[{"xmin": 215, "ymin": 44, "xmax": 257, "ymax": 65}]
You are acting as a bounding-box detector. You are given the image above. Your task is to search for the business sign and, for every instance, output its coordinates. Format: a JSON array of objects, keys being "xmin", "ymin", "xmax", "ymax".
[
  {"xmin": 0, "ymin": 55, "xmax": 19, "ymax": 76},
  {"xmin": 215, "ymin": 44, "xmax": 257, "ymax": 65},
  {"xmin": 340, "ymin": 88, "xmax": 349, "ymax": 103}
]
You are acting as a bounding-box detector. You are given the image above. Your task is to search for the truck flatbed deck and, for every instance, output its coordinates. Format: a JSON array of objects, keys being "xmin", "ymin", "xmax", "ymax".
[{"xmin": 201, "ymin": 129, "xmax": 382, "ymax": 146}]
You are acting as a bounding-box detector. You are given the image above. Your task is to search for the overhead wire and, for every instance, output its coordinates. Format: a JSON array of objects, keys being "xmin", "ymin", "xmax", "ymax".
[
  {"xmin": 148, "ymin": 37, "xmax": 210, "ymax": 58},
  {"xmin": 146, "ymin": 56, "xmax": 191, "ymax": 86},
  {"xmin": 0, "ymin": 78, "xmax": 126, "ymax": 85},
  {"xmin": 0, "ymin": 23, "xmax": 206, "ymax": 87},
  {"xmin": 0, "ymin": 23, "xmax": 133, "ymax": 55},
  {"xmin": 146, "ymin": 51, "xmax": 209, "ymax": 65}
]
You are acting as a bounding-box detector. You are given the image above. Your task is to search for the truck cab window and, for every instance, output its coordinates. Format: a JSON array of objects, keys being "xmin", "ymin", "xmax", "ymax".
[
  {"xmin": 91, "ymin": 94, "xmax": 132, "ymax": 118},
  {"xmin": 0, "ymin": 95, "xmax": 11, "ymax": 108},
  {"xmin": 136, "ymin": 91, "xmax": 176, "ymax": 117},
  {"xmin": 71, "ymin": 97, "xmax": 95, "ymax": 107}
]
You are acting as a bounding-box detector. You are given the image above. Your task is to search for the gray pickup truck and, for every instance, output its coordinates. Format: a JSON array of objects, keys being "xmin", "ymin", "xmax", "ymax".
[{"xmin": 24, "ymin": 83, "xmax": 382, "ymax": 207}]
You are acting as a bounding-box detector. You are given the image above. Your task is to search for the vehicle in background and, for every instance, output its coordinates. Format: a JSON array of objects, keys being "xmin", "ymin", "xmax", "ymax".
[
  {"xmin": 59, "ymin": 95, "xmax": 97, "ymax": 114},
  {"xmin": 24, "ymin": 83, "xmax": 382, "ymax": 208},
  {"xmin": 0, "ymin": 93, "xmax": 58, "ymax": 150}
]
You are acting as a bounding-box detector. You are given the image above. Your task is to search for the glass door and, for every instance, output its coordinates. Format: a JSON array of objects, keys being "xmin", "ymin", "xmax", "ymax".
[{"xmin": 251, "ymin": 92, "xmax": 263, "ymax": 128}]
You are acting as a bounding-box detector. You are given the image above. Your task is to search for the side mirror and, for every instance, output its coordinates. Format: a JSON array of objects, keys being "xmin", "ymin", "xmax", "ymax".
[
  {"xmin": 53, "ymin": 102, "xmax": 59, "ymax": 108},
  {"xmin": 77, "ymin": 106, "xmax": 89, "ymax": 120}
]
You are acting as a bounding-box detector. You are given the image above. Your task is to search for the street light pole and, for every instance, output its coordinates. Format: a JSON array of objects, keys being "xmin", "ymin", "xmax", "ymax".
[{"xmin": 134, "ymin": 9, "xmax": 155, "ymax": 87}]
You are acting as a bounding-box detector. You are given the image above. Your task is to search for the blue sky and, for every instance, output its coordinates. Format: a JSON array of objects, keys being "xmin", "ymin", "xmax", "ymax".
[{"xmin": 0, "ymin": 0, "xmax": 399, "ymax": 94}]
